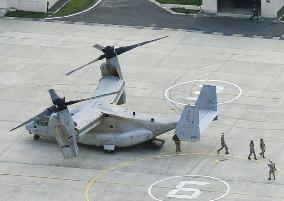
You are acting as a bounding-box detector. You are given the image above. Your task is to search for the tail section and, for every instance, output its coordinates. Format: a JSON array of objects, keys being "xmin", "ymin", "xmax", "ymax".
[
  {"xmin": 49, "ymin": 109, "xmax": 78, "ymax": 159},
  {"xmin": 196, "ymin": 85, "xmax": 217, "ymax": 111},
  {"xmin": 175, "ymin": 85, "xmax": 217, "ymax": 142}
]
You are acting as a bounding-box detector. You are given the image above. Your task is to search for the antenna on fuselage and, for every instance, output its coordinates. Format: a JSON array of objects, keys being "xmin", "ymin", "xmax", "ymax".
[{"xmin": 65, "ymin": 36, "xmax": 169, "ymax": 76}]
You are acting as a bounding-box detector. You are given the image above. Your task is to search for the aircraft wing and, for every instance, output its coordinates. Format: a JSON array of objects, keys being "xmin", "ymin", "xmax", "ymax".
[
  {"xmin": 72, "ymin": 74, "xmax": 124, "ymax": 134},
  {"xmin": 71, "ymin": 75, "xmax": 125, "ymax": 134},
  {"xmin": 72, "ymin": 103, "xmax": 104, "ymax": 135},
  {"xmin": 93, "ymin": 75, "xmax": 125, "ymax": 104},
  {"xmin": 97, "ymin": 103, "xmax": 132, "ymax": 118}
]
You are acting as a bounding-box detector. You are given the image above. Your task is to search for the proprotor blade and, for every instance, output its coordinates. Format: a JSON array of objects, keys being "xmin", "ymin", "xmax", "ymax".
[
  {"xmin": 93, "ymin": 44, "xmax": 105, "ymax": 51},
  {"xmin": 65, "ymin": 56, "xmax": 104, "ymax": 76},
  {"xmin": 66, "ymin": 36, "xmax": 168, "ymax": 76},
  {"xmin": 9, "ymin": 89, "xmax": 122, "ymax": 132},
  {"xmin": 115, "ymin": 36, "xmax": 168, "ymax": 56},
  {"xmin": 9, "ymin": 105, "xmax": 57, "ymax": 132},
  {"xmin": 64, "ymin": 90, "xmax": 121, "ymax": 106}
]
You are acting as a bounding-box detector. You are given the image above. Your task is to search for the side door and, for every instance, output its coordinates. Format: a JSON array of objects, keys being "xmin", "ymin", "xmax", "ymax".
[{"xmin": 105, "ymin": 117, "xmax": 118, "ymax": 144}]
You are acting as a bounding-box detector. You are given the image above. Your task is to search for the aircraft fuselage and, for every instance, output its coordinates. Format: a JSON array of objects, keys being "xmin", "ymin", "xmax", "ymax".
[
  {"xmin": 78, "ymin": 112, "xmax": 179, "ymax": 147},
  {"xmin": 26, "ymin": 111, "xmax": 179, "ymax": 149}
]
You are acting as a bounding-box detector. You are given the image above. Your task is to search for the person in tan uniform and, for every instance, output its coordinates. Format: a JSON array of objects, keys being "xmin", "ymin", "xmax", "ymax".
[{"xmin": 268, "ymin": 159, "xmax": 277, "ymax": 180}]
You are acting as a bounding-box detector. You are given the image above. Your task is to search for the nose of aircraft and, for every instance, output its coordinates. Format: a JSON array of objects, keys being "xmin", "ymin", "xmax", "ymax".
[{"xmin": 25, "ymin": 121, "xmax": 35, "ymax": 134}]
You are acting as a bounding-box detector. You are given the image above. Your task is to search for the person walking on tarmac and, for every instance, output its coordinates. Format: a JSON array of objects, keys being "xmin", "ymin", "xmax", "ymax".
[
  {"xmin": 172, "ymin": 133, "xmax": 181, "ymax": 153},
  {"xmin": 259, "ymin": 138, "xmax": 266, "ymax": 158},
  {"xmin": 250, "ymin": 0, "xmax": 259, "ymax": 20},
  {"xmin": 248, "ymin": 140, "xmax": 257, "ymax": 160},
  {"xmin": 268, "ymin": 159, "xmax": 277, "ymax": 180},
  {"xmin": 217, "ymin": 133, "xmax": 229, "ymax": 154}
]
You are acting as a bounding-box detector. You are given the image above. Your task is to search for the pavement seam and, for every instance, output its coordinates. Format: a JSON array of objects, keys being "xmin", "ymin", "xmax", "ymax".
[{"xmin": 0, "ymin": 172, "xmax": 86, "ymax": 182}]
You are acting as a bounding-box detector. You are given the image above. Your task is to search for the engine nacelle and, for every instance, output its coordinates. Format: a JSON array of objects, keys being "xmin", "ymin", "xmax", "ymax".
[{"xmin": 49, "ymin": 110, "xmax": 79, "ymax": 159}]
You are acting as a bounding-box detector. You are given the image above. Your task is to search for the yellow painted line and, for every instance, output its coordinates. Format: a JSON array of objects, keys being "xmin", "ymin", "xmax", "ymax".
[
  {"xmin": 85, "ymin": 156, "xmax": 151, "ymax": 201},
  {"xmin": 85, "ymin": 152, "xmax": 284, "ymax": 201}
]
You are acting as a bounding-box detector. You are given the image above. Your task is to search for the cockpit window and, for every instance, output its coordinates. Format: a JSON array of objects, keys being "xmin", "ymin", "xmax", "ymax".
[{"xmin": 36, "ymin": 116, "xmax": 49, "ymax": 126}]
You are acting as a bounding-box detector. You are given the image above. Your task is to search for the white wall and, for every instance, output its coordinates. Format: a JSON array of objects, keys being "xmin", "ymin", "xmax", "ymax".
[
  {"xmin": 1, "ymin": 0, "xmax": 58, "ymax": 12},
  {"xmin": 276, "ymin": 0, "xmax": 284, "ymax": 10},
  {"xmin": 276, "ymin": 0, "xmax": 284, "ymax": 15},
  {"xmin": 202, "ymin": 0, "xmax": 218, "ymax": 13},
  {"xmin": 261, "ymin": 0, "xmax": 284, "ymax": 17},
  {"xmin": 202, "ymin": 0, "xmax": 284, "ymax": 18},
  {"xmin": 0, "ymin": 0, "xmax": 7, "ymax": 8}
]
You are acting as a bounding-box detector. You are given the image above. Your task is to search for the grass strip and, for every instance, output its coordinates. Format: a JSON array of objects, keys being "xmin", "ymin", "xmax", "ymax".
[
  {"xmin": 54, "ymin": 0, "xmax": 97, "ymax": 16},
  {"xmin": 156, "ymin": 0, "xmax": 202, "ymax": 6},
  {"xmin": 171, "ymin": 7, "xmax": 200, "ymax": 14},
  {"xmin": 4, "ymin": 0, "xmax": 97, "ymax": 18}
]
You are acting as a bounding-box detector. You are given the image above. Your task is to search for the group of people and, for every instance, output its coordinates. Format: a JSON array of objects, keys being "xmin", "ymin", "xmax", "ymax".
[
  {"xmin": 247, "ymin": 139, "xmax": 265, "ymax": 160},
  {"xmin": 217, "ymin": 133, "xmax": 277, "ymax": 181},
  {"xmin": 172, "ymin": 132, "xmax": 278, "ymax": 180}
]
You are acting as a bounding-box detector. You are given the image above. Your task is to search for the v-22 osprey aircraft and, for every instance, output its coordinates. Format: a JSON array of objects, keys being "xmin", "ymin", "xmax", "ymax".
[{"xmin": 10, "ymin": 36, "xmax": 218, "ymax": 159}]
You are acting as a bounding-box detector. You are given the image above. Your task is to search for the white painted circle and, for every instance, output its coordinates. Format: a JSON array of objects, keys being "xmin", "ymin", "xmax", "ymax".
[
  {"xmin": 164, "ymin": 80, "xmax": 242, "ymax": 106},
  {"xmin": 148, "ymin": 175, "xmax": 230, "ymax": 201}
]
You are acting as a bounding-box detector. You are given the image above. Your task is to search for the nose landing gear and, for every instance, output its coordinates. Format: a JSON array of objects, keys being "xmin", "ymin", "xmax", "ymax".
[{"xmin": 34, "ymin": 135, "xmax": 40, "ymax": 141}]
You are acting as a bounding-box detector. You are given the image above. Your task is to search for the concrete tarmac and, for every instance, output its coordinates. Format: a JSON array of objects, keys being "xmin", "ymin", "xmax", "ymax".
[
  {"xmin": 53, "ymin": 0, "xmax": 284, "ymax": 39},
  {"xmin": 0, "ymin": 19, "xmax": 284, "ymax": 201}
]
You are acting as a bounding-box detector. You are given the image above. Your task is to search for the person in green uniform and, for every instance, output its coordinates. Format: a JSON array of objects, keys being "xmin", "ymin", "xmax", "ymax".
[
  {"xmin": 248, "ymin": 140, "xmax": 257, "ymax": 160},
  {"xmin": 217, "ymin": 133, "xmax": 229, "ymax": 154},
  {"xmin": 259, "ymin": 138, "xmax": 266, "ymax": 158},
  {"xmin": 172, "ymin": 133, "xmax": 181, "ymax": 153}
]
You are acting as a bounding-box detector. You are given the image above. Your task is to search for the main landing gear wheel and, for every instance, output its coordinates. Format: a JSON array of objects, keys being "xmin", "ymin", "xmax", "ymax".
[
  {"xmin": 147, "ymin": 138, "xmax": 165, "ymax": 149},
  {"xmin": 104, "ymin": 150, "xmax": 115, "ymax": 154},
  {"xmin": 34, "ymin": 135, "xmax": 40, "ymax": 141},
  {"xmin": 103, "ymin": 145, "xmax": 115, "ymax": 153},
  {"xmin": 152, "ymin": 138, "xmax": 165, "ymax": 145}
]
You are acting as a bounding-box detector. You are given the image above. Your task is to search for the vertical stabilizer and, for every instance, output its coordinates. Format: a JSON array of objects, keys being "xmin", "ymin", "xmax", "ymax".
[
  {"xmin": 196, "ymin": 85, "xmax": 217, "ymax": 111},
  {"xmin": 175, "ymin": 85, "xmax": 217, "ymax": 142},
  {"xmin": 175, "ymin": 105, "xmax": 200, "ymax": 141}
]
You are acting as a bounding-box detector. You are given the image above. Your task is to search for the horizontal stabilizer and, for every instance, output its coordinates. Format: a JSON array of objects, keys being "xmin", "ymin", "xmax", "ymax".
[
  {"xmin": 175, "ymin": 85, "xmax": 217, "ymax": 142},
  {"xmin": 199, "ymin": 110, "xmax": 217, "ymax": 133}
]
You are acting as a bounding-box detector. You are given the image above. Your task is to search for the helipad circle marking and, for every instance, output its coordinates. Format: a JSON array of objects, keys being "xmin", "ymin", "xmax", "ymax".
[
  {"xmin": 164, "ymin": 80, "xmax": 242, "ymax": 106},
  {"xmin": 44, "ymin": 0, "xmax": 102, "ymax": 20},
  {"xmin": 148, "ymin": 175, "xmax": 230, "ymax": 201},
  {"xmin": 85, "ymin": 152, "xmax": 284, "ymax": 201}
]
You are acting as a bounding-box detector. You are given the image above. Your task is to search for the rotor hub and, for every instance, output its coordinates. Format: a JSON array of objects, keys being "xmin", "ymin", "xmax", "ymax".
[{"xmin": 102, "ymin": 46, "xmax": 117, "ymax": 59}]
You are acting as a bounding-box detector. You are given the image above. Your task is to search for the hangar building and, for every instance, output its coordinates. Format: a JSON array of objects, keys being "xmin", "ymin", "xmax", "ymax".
[{"xmin": 203, "ymin": 0, "xmax": 284, "ymax": 18}]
